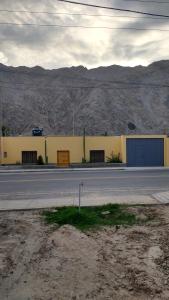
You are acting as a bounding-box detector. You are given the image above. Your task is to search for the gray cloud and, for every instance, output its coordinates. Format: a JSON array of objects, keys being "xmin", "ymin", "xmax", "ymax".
[{"xmin": 0, "ymin": 0, "xmax": 168, "ymax": 68}]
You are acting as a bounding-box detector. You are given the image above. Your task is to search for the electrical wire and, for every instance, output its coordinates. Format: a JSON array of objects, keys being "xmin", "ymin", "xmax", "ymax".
[
  {"xmin": 0, "ymin": 9, "xmax": 167, "ymax": 20},
  {"xmin": 120, "ymin": 0, "xmax": 169, "ymax": 3},
  {"xmin": 0, "ymin": 22, "xmax": 169, "ymax": 31},
  {"xmin": 57, "ymin": 0, "xmax": 169, "ymax": 18}
]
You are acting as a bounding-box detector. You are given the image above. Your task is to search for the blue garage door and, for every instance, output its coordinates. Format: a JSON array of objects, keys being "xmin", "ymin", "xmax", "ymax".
[{"xmin": 127, "ymin": 138, "xmax": 164, "ymax": 167}]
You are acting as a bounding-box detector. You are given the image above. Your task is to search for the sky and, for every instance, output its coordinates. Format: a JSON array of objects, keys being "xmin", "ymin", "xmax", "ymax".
[{"xmin": 0, "ymin": 0, "xmax": 169, "ymax": 69}]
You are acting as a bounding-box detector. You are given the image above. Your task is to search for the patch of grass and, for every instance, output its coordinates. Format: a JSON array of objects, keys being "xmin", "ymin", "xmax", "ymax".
[{"xmin": 43, "ymin": 204, "xmax": 137, "ymax": 230}]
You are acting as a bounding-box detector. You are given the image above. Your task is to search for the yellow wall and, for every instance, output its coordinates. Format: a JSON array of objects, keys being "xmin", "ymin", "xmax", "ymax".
[
  {"xmin": 44, "ymin": 136, "xmax": 121, "ymax": 164},
  {"xmin": 1, "ymin": 136, "xmax": 121, "ymax": 165},
  {"xmin": 1, "ymin": 135, "xmax": 169, "ymax": 166},
  {"xmin": 47, "ymin": 137, "xmax": 83, "ymax": 164},
  {"xmin": 165, "ymin": 137, "xmax": 169, "ymax": 167},
  {"xmin": 85, "ymin": 136, "xmax": 121, "ymax": 162},
  {"xmin": 1, "ymin": 137, "xmax": 45, "ymax": 164}
]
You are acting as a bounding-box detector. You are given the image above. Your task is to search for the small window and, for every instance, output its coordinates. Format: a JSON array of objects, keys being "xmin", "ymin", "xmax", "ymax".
[
  {"xmin": 4, "ymin": 152, "xmax": 7, "ymax": 158},
  {"xmin": 90, "ymin": 150, "xmax": 105, "ymax": 163},
  {"xmin": 22, "ymin": 151, "xmax": 37, "ymax": 164}
]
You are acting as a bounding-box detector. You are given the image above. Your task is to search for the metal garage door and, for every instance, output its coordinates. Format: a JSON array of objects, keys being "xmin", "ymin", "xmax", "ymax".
[
  {"xmin": 126, "ymin": 138, "xmax": 164, "ymax": 167},
  {"xmin": 90, "ymin": 150, "xmax": 105, "ymax": 163},
  {"xmin": 22, "ymin": 151, "xmax": 37, "ymax": 164}
]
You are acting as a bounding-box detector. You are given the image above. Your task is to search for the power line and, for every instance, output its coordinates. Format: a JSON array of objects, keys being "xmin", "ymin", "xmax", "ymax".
[
  {"xmin": 0, "ymin": 9, "xmax": 167, "ymax": 20},
  {"xmin": 121, "ymin": 0, "xmax": 169, "ymax": 3},
  {"xmin": 0, "ymin": 22, "xmax": 169, "ymax": 31},
  {"xmin": 57, "ymin": 0, "xmax": 169, "ymax": 18}
]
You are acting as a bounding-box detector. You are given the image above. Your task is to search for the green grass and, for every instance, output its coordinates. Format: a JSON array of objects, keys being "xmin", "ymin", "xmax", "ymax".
[{"xmin": 43, "ymin": 204, "xmax": 137, "ymax": 231}]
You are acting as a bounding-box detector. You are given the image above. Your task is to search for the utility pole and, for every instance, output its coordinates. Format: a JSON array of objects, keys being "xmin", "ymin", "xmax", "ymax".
[
  {"xmin": 45, "ymin": 137, "xmax": 48, "ymax": 164},
  {"xmin": 83, "ymin": 127, "xmax": 86, "ymax": 162},
  {"xmin": 72, "ymin": 108, "xmax": 75, "ymax": 136},
  {"xmin": 0, "ymin": 89, "xmax": 3, "ymax": 165}
]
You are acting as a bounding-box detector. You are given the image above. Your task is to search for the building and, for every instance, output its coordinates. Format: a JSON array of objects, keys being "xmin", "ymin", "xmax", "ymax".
[{"xmin": 0, "ymin": 135, "xmax": 169, "ymax": 167}]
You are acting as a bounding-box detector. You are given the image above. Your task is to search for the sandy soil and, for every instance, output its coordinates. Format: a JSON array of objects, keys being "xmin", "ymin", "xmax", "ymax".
[{"xmin": 1, "ymin": 206, "xmax": 169, "ymax": 300}]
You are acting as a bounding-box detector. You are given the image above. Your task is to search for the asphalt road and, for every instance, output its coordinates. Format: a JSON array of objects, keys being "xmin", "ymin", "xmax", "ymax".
[{"xmin": 0, "ymin": 169, "xmax": 169, "ymax": 201}]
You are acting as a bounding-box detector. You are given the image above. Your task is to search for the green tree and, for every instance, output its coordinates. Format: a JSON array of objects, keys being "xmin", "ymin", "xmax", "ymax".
[
  {"xmin": 1, "ymin": 126, "xmax": 10, "ymax": 136},
  {"xmin": 37, "ymin": 155, "xmax": 44, "ymax": 165}
]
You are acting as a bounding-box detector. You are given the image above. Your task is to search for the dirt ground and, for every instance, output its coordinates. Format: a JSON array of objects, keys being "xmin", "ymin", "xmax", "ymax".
[{"xmin": 1, "ymin": 206, "xmax": 169, "ymax": 300}]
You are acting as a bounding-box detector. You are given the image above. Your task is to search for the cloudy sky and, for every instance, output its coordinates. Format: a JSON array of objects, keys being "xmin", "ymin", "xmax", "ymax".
[{"xmin": 0, "ymin": 0, "xmax": 169, "ymax": 69}]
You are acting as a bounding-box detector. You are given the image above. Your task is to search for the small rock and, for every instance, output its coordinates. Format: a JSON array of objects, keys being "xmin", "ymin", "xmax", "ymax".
[
  {"xmin": 155, "ymin": 288, "xmax": 162, "ymax": 294},
  {"xmin": 119, "ymin": 274, "xmax": 126, "ymax": 279},
  {"xmin": 136, "ymin": 214, "xmax": 147, "ymax": 221},
  {"xmin": 101, "ymin": 211, "xmax": 110, "ymax": 215},
  {"xmin": 20, "ymin": 240, "xmax": 25, "ymax": 244},
  {"xmin": 51, "ymin": 209, "xmax": 58, "ymax": 213}
]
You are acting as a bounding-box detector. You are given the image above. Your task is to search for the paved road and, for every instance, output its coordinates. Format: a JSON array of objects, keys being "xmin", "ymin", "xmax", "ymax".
[{"xmin": 0, "ymin": 169, "xmax": 169, "ymax": 202}]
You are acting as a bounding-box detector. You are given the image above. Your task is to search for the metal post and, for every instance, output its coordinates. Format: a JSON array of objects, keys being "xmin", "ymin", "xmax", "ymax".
[
  {"xmin": 78, "ymin": 182, "xmax": 83, "ymax": 213},
  {"xmin": 83, "ymin": 128, "xmax": 86, "ymax": 162},
  {"xmin": 72, "ymin": 109, "xmax": 75, "ymax": 136},
  {"xmin": 0, "ymin": 135, "xmax": 3, "ymax": 165},
  {"xmin": 45, "ymin": 137, "xmax": 48, "ymax": 164},
  {"xmin": 0, "ymin": 89, "xmax": 3, "ymax": 165}
]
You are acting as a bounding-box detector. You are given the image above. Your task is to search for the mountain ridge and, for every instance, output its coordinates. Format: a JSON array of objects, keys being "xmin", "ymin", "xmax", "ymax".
[{"xmin": 1, "ymin": 60, "xmax": 169, "ymax": 136}]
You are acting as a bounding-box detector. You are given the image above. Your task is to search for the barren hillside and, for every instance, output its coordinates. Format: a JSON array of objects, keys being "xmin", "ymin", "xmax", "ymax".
[{"xmin": 1, "ymin": 60, "xmax": 169, "ymax": 135}]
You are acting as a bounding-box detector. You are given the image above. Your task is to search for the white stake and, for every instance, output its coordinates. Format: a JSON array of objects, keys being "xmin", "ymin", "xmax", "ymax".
[{"xmin": 78, "ymin": 182, "xmax": 83, "ymax": 213}]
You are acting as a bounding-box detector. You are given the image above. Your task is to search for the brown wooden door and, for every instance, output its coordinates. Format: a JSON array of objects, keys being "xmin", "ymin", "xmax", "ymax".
[{"xmin": 57, "ymin": 151, "xmax": 70, "ymax": 167}]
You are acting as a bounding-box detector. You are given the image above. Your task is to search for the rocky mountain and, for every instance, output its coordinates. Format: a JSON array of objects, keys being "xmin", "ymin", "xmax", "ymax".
[{"xmin": 1, "ymin": 60, "xmax": 169, "ymax": 136}]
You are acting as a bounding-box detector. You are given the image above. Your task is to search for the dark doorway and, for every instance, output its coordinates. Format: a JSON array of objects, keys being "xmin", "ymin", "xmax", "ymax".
[
  {"xmin": 90, "ymin": 150, "xmax": 105, "ymax": 163},
  {"xmin": 22, "ymin": 151, "xmax": 37, "ymax": 164}
]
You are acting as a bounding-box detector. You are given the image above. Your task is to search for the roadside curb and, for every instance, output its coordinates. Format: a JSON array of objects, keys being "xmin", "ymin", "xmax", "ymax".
[
  {"xmin": 0, "ymin": 167, "xmax": 169, "ymax": 173},
  {"xmin": 0, "ymin": 167, "xmax": 125, "ymax": 173},
  {"xmin": 0, "ymin": 195, "xmax": 158, "ymax": 211},
  {"xmin": 152, "ymin": 191, "xmax": 169, "ymax": 204}
]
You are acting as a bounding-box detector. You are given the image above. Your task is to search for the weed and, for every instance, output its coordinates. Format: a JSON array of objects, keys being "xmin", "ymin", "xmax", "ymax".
[{"xmin": 43, "ymin": 204, "xmax": 137, "ymax": 231}]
